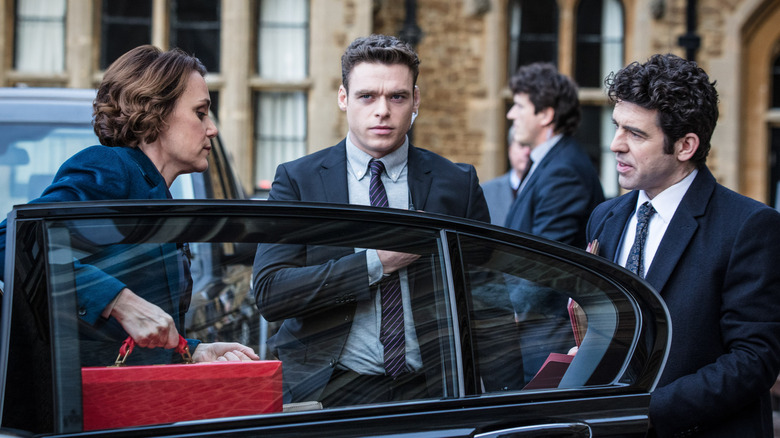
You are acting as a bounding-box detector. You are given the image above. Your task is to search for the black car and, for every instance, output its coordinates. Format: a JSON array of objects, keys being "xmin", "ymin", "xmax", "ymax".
[{"xmin": 0, "ymin": 200, "xmax": 669, "ymax": 437}]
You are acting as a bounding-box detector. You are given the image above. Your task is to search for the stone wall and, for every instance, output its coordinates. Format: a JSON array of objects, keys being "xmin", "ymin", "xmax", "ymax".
[{"xmin": 362, "ymin": 0, "xmax": 777, "ymax": 198}]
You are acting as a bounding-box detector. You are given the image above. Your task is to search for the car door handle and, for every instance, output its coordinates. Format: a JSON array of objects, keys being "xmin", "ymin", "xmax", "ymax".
[{"xmin": 474, "ymin": 422, "xmax": 590, "ymax": 438}]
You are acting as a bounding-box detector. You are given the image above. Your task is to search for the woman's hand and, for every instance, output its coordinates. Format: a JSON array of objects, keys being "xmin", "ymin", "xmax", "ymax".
[
  {"xmin": 192, "ymin": 342, "xmax": 260, "ymax": 362},
  {"xmin": 110, "ymin": 288, "xmax": 180, "ymax": 349}
]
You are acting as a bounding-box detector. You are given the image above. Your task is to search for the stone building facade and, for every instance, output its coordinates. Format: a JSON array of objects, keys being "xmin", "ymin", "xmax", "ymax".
[
  {"xmin": 369, "ymin": 0, "xmax": 780, "ymax": 205},
  {"xmin": 1, "ymin": 0, "xmax": 779, "ymax": 204}
]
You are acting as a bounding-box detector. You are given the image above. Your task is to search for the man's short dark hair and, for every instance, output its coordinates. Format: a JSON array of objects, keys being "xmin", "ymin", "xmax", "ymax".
[
  {"xmin": 341, "ymin": 34, "xmax": 420, "ymax": 92},
  {"xmin": 509, "ymin": 63, "xmax": 581, "ymax": 136},
  {"xmin": 606, "ymin": 53, "xmax": 719, "ymax": 166}
]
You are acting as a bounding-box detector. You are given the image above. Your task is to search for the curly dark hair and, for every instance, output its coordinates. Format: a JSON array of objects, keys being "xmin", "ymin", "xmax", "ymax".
[
  {"xmin": 509, "ymin": 63, "xmax": 581, "ymax": 136},
  {"xmin": 93, "ymin": 45, "xmax": 207, "ymax": 147},
  {"xmin": 606, "ymin": 53, "xmax": 719, "ymax": 166},
  {"xmin": 341, "ymin": 34, "xmax": 420, "ymax": 92}
]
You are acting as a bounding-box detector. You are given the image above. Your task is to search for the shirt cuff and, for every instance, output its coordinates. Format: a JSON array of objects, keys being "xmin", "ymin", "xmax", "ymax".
[{"xmin": 366, "ymin": 249, "xmax": 384, "ymax": 285}]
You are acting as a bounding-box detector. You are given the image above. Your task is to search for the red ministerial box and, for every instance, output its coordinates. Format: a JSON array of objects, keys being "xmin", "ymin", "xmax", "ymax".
[
  {"xmin": 523, "ymin": 353, "xmax": 574, "ymax": 390},
  {"xmin": 81, "ymin": 360, "xmax": 282, "ymax": 431}
]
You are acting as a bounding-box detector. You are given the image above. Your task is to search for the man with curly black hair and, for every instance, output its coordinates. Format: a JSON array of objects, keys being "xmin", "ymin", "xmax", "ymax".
[{"xmin": 587, "ymin": 53, "xmax": 780, "ymax": 437}]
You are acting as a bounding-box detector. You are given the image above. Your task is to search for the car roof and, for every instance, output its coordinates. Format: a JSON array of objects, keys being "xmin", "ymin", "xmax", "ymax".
[{"xmin": 0, "ymin": 87, "xmax": 96, "ymax": 124}]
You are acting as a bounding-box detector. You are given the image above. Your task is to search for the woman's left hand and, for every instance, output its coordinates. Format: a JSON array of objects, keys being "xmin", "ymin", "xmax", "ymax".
[{"xmin": 191, "ymin": 342, "xmax": 260, "ymax": 362}]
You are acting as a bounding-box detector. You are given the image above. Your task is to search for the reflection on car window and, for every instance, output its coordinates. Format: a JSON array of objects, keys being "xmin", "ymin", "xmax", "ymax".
[
  {"xmin": 251, "ymin": 225, "xmax": 456, "ymax": 408},
  {"xmin": 35, "ymin": 212, "xmax": 457, "ymax": 431},
  {"xmin": 0, "ymin": 124, "xmax": 98, "ymax": 213},
  {"xmin": 458, "ymin": 233, "xmax": 637, "ymax": 392}
]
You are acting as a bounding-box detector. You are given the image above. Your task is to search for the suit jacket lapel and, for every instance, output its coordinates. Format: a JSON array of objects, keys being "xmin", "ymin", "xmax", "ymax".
[
  {"xmin": 597, "ymin": 192, "xmax": 637, "ymax": 262},
  {"xmin": 407, "ymin": 145, "xmax": 433, "ymax": 210},
  {"xmin": 515, "ymin": 137, "xmax": 566, "ymax": 204},
  {"xmin": 318, "ymin": 141, "xmax": 350, "ymax": 204},
  {"xmin": 644, "ymin": 167, "xmax": 712, "ymax": 293}
]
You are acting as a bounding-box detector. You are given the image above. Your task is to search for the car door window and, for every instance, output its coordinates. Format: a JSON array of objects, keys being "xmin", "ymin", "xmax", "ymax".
[
  {"xmin": 4, "ymin": 208, "xmax": 459, "ymax": 433},
  {"xmin": 456, "ymin": 233, "xmax": 640, "ymax": 393}
]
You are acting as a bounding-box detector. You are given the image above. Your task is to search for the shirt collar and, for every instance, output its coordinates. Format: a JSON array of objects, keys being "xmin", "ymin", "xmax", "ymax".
[
  {"xmin": 636, "ymin": 168, "xmax": 698, "ymax": 224},
  {"xmin": 529, "ymin": 133, "xmax": 562, "ymax": 168},
  {"xmin": 509, "ymin": 170, "xmax": 521, "ymax": 190},
  {"xmin": 346, "ymin": 133, "xmax": 409, "ymax": 182}
]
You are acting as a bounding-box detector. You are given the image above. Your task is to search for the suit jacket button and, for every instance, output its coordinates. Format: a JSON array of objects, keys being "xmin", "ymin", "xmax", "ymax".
[{"xmin": 78, "ymin": 307, "xmax": 87, "ymax": 316}]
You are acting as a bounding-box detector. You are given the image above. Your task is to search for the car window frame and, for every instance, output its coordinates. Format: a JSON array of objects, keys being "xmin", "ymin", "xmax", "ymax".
[
  {"xmin": 450, "ymin": 230, "xmax": 644, "ymax": 391},
  {"xmin": 0, "ymin": 200, "xmax": 670, "ymax": 436}
]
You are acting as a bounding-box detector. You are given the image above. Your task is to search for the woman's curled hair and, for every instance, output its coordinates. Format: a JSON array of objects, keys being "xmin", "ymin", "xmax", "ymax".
[{"xmin": 93, "ymin": 45, "xmax": 207, "ymax": 147}]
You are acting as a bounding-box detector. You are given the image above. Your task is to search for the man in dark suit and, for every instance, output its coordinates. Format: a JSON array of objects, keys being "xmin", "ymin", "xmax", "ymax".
[
  {"xmin": 586, "ymin": 54, "xmax": 780, "ymax": 437},
  {"xmin": 503, "ymin": 63, "xmax": 604, "ymax": 249},
  {"xmin": 253, "ymin": 35, "xmax": 520, "ymax": 406},
  {"xmin": 501, "ymin": 63, "xmax": 605, "ymax": 382}
]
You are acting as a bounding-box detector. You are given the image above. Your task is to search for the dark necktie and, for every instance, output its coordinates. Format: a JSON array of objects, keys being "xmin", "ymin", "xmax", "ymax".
[
  {"xmin": 626, "ymin": 201, "xmax": 655, "ymax": 278},
  {"xmin": 368, "ymin": 159, "xmax": 406, "ymax": 377},
  {"xmin": 514, "ymin": 159, "xmax": 534, "ymax": 198},
  {"xmin": 520, "ymin": 159, "xmax": 534, "ymax": 183}
]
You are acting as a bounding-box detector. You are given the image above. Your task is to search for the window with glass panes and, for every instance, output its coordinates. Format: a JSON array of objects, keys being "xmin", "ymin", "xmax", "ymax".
[
  {"xmin": 574, "ymin": 0, "xmax": 623, "ymax": 198},
  {"xmin": 14, "ymin": 0, "xmax": 66, "ymax": 73},
  {"xmin": 254, "ymin": 0, "xmax": 309, "ymax": 193},
  {"xmin": 97, "ymin": 1, "xmax": 220, "ymax": 111},
  {"xmin": 507, "ymin": 0, "xmax": 558, "ymax": 75},
  {"xmin": 507, "ymin": 0, "xmax": 624, "ymax": 198},
  {"xmin": 768, "ymin": 55, "xmax": 780, "ymax": 207},
  {"xmin": 99, "ymin": 0, "xmax": 153, "ymax": 70},
  {"xmin": 773, "ymin": 55, "xmax": 780, "ymax": 109},
  {"xmin": 170, "ymin": 0, "xmax": 221, "ymax": 73},
  {"xmin": 575, "ymin": 0, "xmax": 623, "ymax": 88}
]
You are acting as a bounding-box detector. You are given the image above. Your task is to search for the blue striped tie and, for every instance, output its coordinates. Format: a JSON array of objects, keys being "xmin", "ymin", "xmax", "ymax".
[
  {"xmin": 368, "ymin": 159, "xmax": 406, "ymax": 377},
  {"xmin": 626, "ymin": 202, "xmax": 655, "ymax": 278}
]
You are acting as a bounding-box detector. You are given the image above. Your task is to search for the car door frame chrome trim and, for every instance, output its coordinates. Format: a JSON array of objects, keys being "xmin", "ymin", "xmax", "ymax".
[
  {"xmin": 474, "ymin": 422, "xmax": 591, "ymax": 437},
  {"xmin": 439, "ymin": 229, "xmax": 465, "ymax": 398}
]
